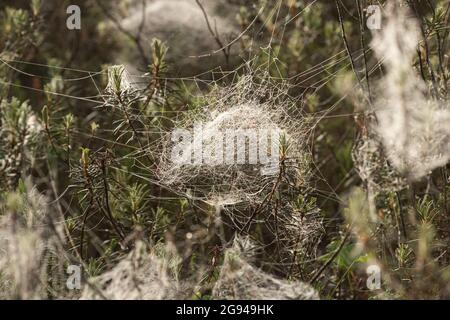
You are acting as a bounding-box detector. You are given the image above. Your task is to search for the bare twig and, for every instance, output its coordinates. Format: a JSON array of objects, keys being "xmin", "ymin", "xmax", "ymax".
[
  {"xmin": 335, "ymin": 0, "xmax": 361, "ymax": 86},
  {"xmin": 195, "ymin": 0, "xmax": 230, "ymax": 66},
  {"xmin": 356, "ymin": 0, "xmax": 372, "ymax": 104}
]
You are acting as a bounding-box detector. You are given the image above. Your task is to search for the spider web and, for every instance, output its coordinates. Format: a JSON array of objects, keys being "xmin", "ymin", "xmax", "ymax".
[{"xmin": 0, "ymin": 0, "xmax": 385, "ymax": 297}]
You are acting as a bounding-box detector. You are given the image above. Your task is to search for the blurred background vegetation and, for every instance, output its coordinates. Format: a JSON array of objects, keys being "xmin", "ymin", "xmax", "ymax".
[{"xmin": 0, "ymin": 0, "xmax": 449, "ymax": 299}]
